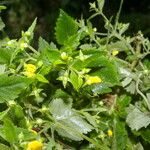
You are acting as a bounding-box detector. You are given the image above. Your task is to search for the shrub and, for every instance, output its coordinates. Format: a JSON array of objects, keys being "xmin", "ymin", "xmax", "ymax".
[{"xmin": 0, "ymin": 0, "xmax": 150, "ymax": 149}]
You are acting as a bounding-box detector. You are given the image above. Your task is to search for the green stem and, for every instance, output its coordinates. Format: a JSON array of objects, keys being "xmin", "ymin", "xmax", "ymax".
[
  {"xmin": 136, "ymin": 73, "xmax": 150, "ymax": 110},
  {"xmin": 114, "ymin": 0, "xmax": 124, "ymax": 30},
  {"xmin": 28, "ymin": 45, "xmax": 40, "ymax": 55}
]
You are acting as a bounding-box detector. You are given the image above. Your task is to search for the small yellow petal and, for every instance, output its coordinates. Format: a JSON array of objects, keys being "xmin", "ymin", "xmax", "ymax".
[
  {"xmin": 86, "ymin": 76, "xmax": 102, "ymax": 85},
  {"xmin": 24, "ymin": 64, "xmax": 36, "ymax": 73},
  {"xmin": 27, "ymin": 140, "xmax": 43, "ymax": 150},
  {"xmin": 112, "ymin": 50, "xmax": 119, "ymax": 56},
  {"xmin": 107, "ymin": 129, "xmax": 113, "ymax": 137}
]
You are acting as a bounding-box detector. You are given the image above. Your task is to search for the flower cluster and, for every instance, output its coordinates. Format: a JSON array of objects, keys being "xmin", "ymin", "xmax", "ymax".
[{"xmin": 24, "ymin": 64, "xmax": 37, "ymax": 78}]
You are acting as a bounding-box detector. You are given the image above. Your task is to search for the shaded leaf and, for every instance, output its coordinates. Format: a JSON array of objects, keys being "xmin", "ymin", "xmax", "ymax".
[
  {"xmin": 0, "ymin": 143, "xmax": 11, "ymax": 150},
  {"xmin": 55, "ymin": 10, "xmax": 78, "ymax": 45},
  {"xmin": 3, "ymin": 119, "xmax": 17, "ymax": 143},
  {"xmin": 126, "ymin": 105, "xmax": 150, "ymax": 130},
  {"xmin": 112, "ymin": 120, "xmax": 127, "ymax": 150},
  {"xmin": 0, "ymin": 75, "xmax": 31, "ymax": 103},
  {"xmin": 0, "ymin": 18, "xmax": 5, "ymax": 31},
  {"xmin": 70, "ymin": 70, "xmax": 83, "ymax": 91},
  {"xmin": 50, "ymin": 98, "xmax": 93, "ymax": 141}
]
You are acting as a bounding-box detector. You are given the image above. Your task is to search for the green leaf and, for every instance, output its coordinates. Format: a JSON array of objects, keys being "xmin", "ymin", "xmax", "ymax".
[
  {"xmin": 55, "ymin": 9, "xmax": 78, "ymax": 45},
  {"xmin": 39, "ymin": 40, "xmax": 60, "ymax": 64},
  {"xmin": 112, "ymin": 120, "xmax": 127, "ymax": 150},
  {"xmin": 16, "ymin": 127, "xmax": 37, "ymax": 141},
  {"xmin": 0, "ymin": 109, "xmax": 9, "ymax": 120},
  {"xmin": 0, "ymin": 143, "xmax": 11, "ymax": 150},
  {"xmin": 91, "ymin": 82, "xmax": 112, "ymax": 94},
  {"xmin": 27, "ymin": 18, "xmax": 37, "ymax": 34},
  {"xmin": 0, "ymin": 48, "xmax": 13, "ymax": 64},
  {"xmin": 0, "ymin": 75, "xmax": 31, "ymax": 103},
  {"xmin": 50, "ymin": 98, "xmax": 93, "ymax": 141},
  {"xmin": 81, "ymin": 111, "xmax": 97, "ymax": 128},
  {"xmin": 140, "ymin": 129, "xmax": 150, "ymax": 144},
  {"xmin": 108, "ymin": 41, "xmax": 129, "ymax": 52},
  {"xmin": 97, "ymin": 0, "xmax": 105, "ymax": 12},
  {"xmin": 0, "ymin": 18, "xmax": 5, "ymax": 31},
  {"xmin": 36, "ymin": 74, "xmax": 49, "ymax": 83},
  {"xmin": 69, "ymin": 70, "xmax": 83, "ymax": 91},
  {"xmin": 125, "ymin": 81, "xmax": 136, "ymax": 94},
  {"xmin": 126, "ymin": 105, "xmax": 150, "ymax": 131},
  {"xmin": 38, "ymin": 37, "xmax": 52, "ymax": 52},
  {"xmin": 116, "ymin": 95, "xmax": 131, "ymax": 118},
  {"xmin": 0, "ymin": 6, "xmax": 6, "ymax": 11},
  {"xmin": 3, "ymin": 119, "xmax": 18, "ymax": 143},
  {"xmin": 0, "ymin": 64, "xmax": 6, "ymax": 74},
  {"xmin": 87, "ymin": 56, "xmax": 120, "ymax": 86}
]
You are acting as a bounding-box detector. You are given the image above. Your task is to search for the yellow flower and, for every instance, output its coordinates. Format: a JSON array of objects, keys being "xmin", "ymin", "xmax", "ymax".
[
  {"xmin": 86, "ymin": 76, "xmax": 102, "ymax": 85},
  {"xmin": 107, "ymin": 129, "xmax": 113, "ymax": 137},
  {"xmin": 112, "ymin": 50, "xmax": 119, "ymax": 56},
  {"xmin": 24, "ymin": 64, "xmax": 36, "ymax": 78},
  {"xmin": 24, "ymin": 64, "xmax": 36, "ymax": 73},
  {"xmin": 27, "ymin": 140, "xmax": 43, "ymax": 150}
]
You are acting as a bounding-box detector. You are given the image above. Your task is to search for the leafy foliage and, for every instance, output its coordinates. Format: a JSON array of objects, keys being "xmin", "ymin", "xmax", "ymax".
[{"xmin": 0, "ymin": 0, "xmax": 150, "ymax": 149}]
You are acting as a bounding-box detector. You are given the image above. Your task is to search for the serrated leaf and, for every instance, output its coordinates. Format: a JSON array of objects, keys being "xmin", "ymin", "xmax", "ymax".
[
  {"xmin": 87, "ymin": 56, "xmax": 120, "ymax": 86},
  {"xmin": 27, "ymin": 18, "xmax": 37, "ymax": 34},
  {"xmin": 108, "ymin": 41, "xmax": 129, "ymax": 52},
  {"xmin": 125, "ymin": 81, "xmax": 136, "ymax": 94},
  {"xmin": 50, "ymin": 98, "xmax": 93, "ymax": 141},
  {"xmin": 39, "ymin": 39, "xmax": 60, "ymax": 64},
  {"xmin": 97, "ymin": 0, "xmax": 105, "ymax": 12},
  {"xmin": 55, "ymin": 10, "xmax": 78, "ymax": 45},
  {"xmin": 0, "ymin": 75, "xmax": 31, "ymax": 103},
  {"xmin": 3, "ymin": 119, "xmax": 18, "ymax": 143},
  {"xmin": 126, "ymin": 105, "xmax": 150, "ymax": 131},
  {"xmin": 112, "ymin": 120, "xmax": 127, "ymax": 150},
  {"xmin": 36, "ymin": 74, "xmax": 49, "ymax": 83},
  {"xmin": 116, "ymin": 95, "xmax": 131, "ymax": 118},
  {"xmin": 140, "ymin": 129, "xmax": 150, "ymax": 144},
  {"xmin": 0, "ymin": 109, "xmax": 9, "ymax": 120},
  {"xmin": 16, "ymin": 127, "xmax": 37, "ymax": 141},
  {"xmin": 121, "ymin": 77, "xmax": 132, "ymax": 87},
  {"xmin": 38, "ymin": 37, "xmax": 51, "ymax": 52},
  {"xmin": 70, "ymin": 70, "xmax": 83, "ymax": 91},
  {"xmin": 81, "ymin": 111, "xmax": 97, "ymax": 128},
  {"xmin": 0, "ymin": 48, "xmax": 13, "ymax": 64}
]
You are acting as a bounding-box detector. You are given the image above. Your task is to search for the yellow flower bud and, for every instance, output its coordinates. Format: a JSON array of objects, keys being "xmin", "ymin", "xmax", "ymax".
[
  {"xmin": 61, "ymin": 52, "xmax": 68, "ymax": 60},
  {"xmin": 20, "ymin": 42, "xmax": 28, "ymax": 49},
  {"xmin": 112, "ymin": 50, "xmax": 119, "ymax": 56},
  {"xmin": 27, "ymin": 140, "xmax": 43, "ymax": 150},
  {"xmin": 86, "ymin": 76, "xmax": 102, "ymax": 85},
  {"xmin": 107, "ymin": 129, "xmax": 113, "ymax": 137}
]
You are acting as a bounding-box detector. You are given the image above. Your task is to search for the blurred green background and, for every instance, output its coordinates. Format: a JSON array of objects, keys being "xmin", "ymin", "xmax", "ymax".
[{"xmin": 1, "ymin": 0, "xmax": 150, "ymax": 42}]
